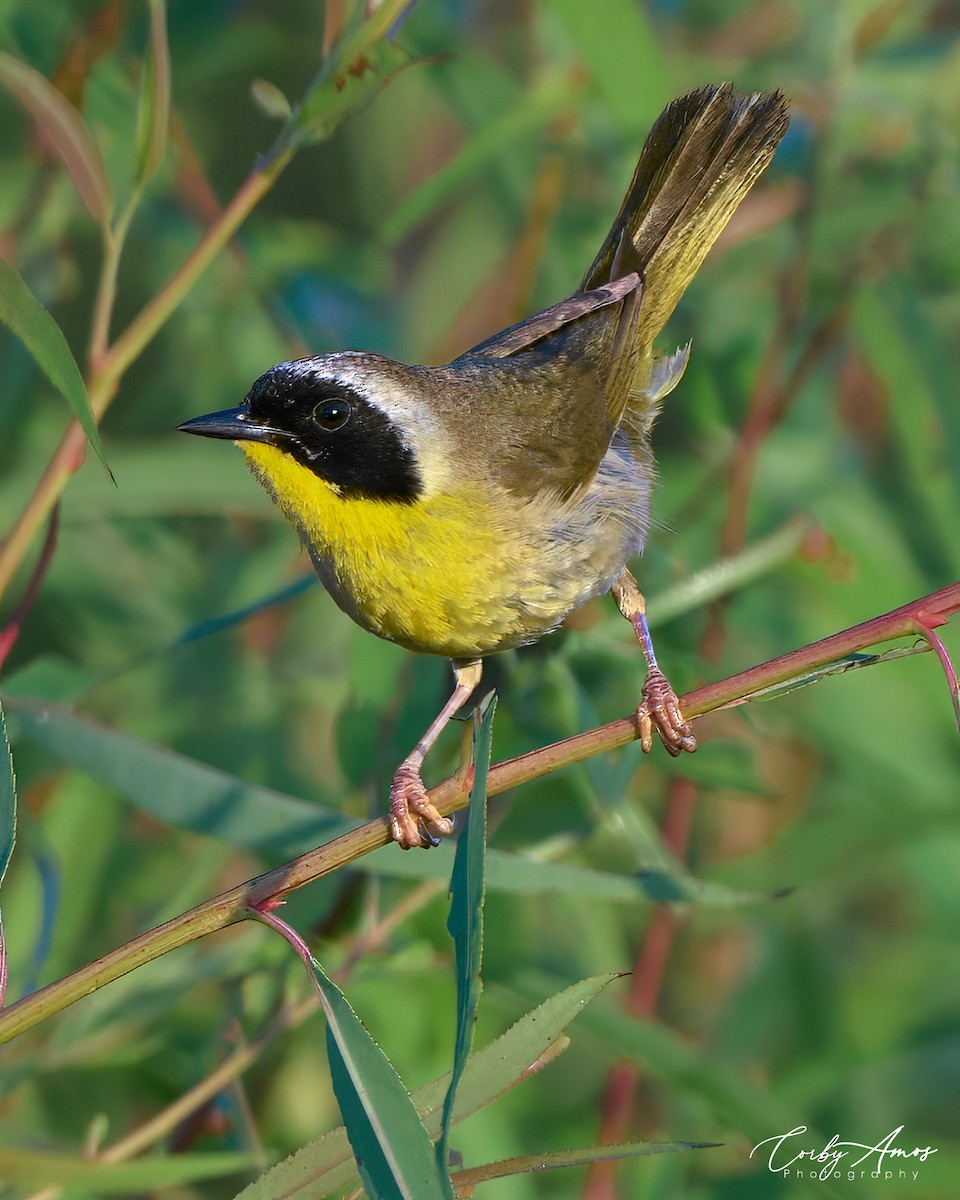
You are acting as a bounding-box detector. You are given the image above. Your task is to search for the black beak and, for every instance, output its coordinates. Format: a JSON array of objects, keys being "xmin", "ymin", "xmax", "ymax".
[{"xmin": 177, "ymin": 406, "xmax": 276, "ymax": 443}]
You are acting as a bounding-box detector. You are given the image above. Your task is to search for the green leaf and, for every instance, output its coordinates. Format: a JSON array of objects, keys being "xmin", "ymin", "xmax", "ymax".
[
  {"xmin": 1, "ymin": 656, "xmax": 104, "ymax": 703},
  {"xmin": 7, "ymin": 696, "xmax": 350, "ymax": 855},
  {"xmin": 592, "ymin": 792, "xmax": 784, "ymax": 907},
  {"xmin": 635, "ymin": 867, "xmax": 790, "ymax": 907},
  {"xmin": 371, "ymin": 841, "xmax": 731, "ymax": 903},
  {"xmin": 728, "ymin": 644, "xmax": 929, "ymax": 708},
  {"xmin": 0, "ymin": 51, "xmax": 112, "ymax": 226},
  {"xmin": 0, "ymin": 701, "xmax": 15, "ymax": 892},
  {"xmin": 453, "ymin": 1139, "xmax": 718, "ymax": 1189},
  {"xmin": 309, "ymin": 956, "xmax": 453, "ymax": 1200},
  {"xmin": 0, "ymin": 260, "xmax": 107, "ymax": 468},
  {"xmin": 0, "ymin": 1147, "xmax": 254, "ymax": 1190},
  {"xmin": 161, "ymin": 576, "xmax": 316, "ymax": 652},
  {"xmin": 438, "ymin": 693, "xmax": 496, "ymax": 1172},
  {"xmin": 133, "ymin": 0, "xmax": 171, "ymax": 188},
  {"xmin": 282, "ymin": 0, "xmax": 424, "ymax": 151},
  {"xmin": 251, "ymin": 78, "xmax": 293, "ymax": 121},
  {"xmin": 287, "ymin": 38, "xmax": 418, "ymax": 149},
  {"xmin": 0, "ymin": 700, "xmax": 16, "ymax": 1006},
  {"xmin": 646, "ymin": 518, "xmax": 813, "ymax": 629},
  {"xmin": 235, "ymin": 974, "xmax": 618, "ymax": 1199}
]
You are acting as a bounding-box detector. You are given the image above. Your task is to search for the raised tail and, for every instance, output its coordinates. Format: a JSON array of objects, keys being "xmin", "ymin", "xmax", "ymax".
[{"xmin": 584, "ymin": 84, "xmax": 790, "ymax": 364}]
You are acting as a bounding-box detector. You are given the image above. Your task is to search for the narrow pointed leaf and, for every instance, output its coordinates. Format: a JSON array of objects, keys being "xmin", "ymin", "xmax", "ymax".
[
  {"xmin": 0, "ymin": 702, "xmax": 15, "ymax": 891},
  {"xmin": 646, "ymin": 517, "xmax": 814, "ymax": 628},
  {"xmin": 234, "ymin": 974, "xmax": 619, "ymax": 1199},
  {"xmin": 438, "ymin": 694, "xmax": 495, "ymax": 1170},
  {"xmin": 282, "ymin": 0, "xmax": 424, "ymax": 150},
  {"xmin": 452, "ymin": 1140, "xmax": 718, "ymax": 1189},
  {"xmin": 0, "ymin": 701, "xmax": 16, "ymax": 1007},
  {"xmin": 7, "ymin": 695, "xmax": 350, "ymax": 853},
  {"xmin": 133, "ymin": 0, "xmax": 171, "ymax": 188},
  {"xmin": 0, "ymin": 1147, "xmax": 253, "ymax": 1190},
  {"xmin": 309, "ymin": 956, "xmax": 453, "ymax": 1200},
  {"xmin": 636, "ymin": 867, "xmax": 792, "ymax": 907},
  {"xmin": 0, "ymin": 51, "xmax": 111, "ymax": 226},
  {"xmin": 287, "ymin": 38, "xmax": 418, "ymax": 148},
  {"xmin": 0, "ymin": 260, "xmax": 107, "ymax": 466}
]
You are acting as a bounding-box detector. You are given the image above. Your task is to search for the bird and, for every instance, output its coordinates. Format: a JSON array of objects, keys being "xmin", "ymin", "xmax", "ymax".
[{"xmin": 179, "ymin": 83, "xmax": 790, "ymax": 850}]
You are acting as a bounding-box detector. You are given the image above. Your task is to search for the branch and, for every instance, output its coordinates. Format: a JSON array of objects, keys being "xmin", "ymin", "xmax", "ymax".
[{"xmin": 0, "ymin": 581, "xmax": 957, "ymax": 1044}]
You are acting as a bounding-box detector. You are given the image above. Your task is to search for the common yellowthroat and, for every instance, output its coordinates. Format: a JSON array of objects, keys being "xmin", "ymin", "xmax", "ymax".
[{"xmin": 180, "ymin": 84, "xmax": 790, "ymax": 849}]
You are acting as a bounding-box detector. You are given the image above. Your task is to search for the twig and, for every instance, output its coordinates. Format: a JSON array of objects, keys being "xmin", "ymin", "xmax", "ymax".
[{"xmin": 0, "ymin": 580, "xmax": 957, "ymax": 1044}]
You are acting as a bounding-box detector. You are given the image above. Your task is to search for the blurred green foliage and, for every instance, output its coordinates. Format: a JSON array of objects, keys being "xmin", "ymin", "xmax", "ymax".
[{"xmin": 0, "ymin": 0, "xmax": 959, "ymax": 1196}]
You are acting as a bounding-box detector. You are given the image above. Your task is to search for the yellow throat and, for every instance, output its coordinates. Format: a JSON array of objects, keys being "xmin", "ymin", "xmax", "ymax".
[{"xmin": 242, "ymin": 441, "xmax": 515, "ymax": 658}]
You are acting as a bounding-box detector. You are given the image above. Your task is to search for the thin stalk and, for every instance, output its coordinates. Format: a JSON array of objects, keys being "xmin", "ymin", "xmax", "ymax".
[
  {"xmin": 0, "ymin": 580, "xmax": 956, "ymax": 1044},
  {"xmin": 88, "ymin": 193, "xmax": 139, "ymax": 372},
  {"xmin": 0, "ymin": 149, "xmax": 294, "ymax": 601},
  {"xmin": 100, "ymin": 151, "xmax": 292, "ymax": 392}
]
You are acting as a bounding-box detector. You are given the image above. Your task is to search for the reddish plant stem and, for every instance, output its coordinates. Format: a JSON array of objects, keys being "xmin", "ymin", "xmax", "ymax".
[
  {"xmin": 702, "ymin": 305, "xmax": 848, "ymax": 661},
  {"xmin": 583, "ymin": 778, "xmax": 698, "ymax": 1200},
  {"xmin": 0, "ymin": 506, "xmax": 60, "ymax": 671},
  {"xmin": 0, "ymin": 581, "xmax": 957, "ymax": 1044},
  {"xmin": 721, "ymin": 306, "xmax": 848, "ymax": 560},
  {"xmin": 627, "ymin": 780, "xmax": 698, "ymax": 1017}
]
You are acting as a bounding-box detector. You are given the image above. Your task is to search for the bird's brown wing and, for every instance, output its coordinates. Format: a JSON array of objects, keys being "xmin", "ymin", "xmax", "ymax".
[
  {"xmin": 445, "ymin": 276, "xmax": 642, "ymax": 501},
  {"xmin": 447, "ymin": 86, "xmax": 788, "ymax": 497},
  {"xmin": 446, "ymin": 277, "xmax": 642, "ymax": 500},
  {"xmin": 463, "ymin": 274, "xmax": 641, "ymax": 361}
]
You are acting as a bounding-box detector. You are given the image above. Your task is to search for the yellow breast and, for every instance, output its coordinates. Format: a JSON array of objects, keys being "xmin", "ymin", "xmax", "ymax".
[{"xmin": 242, "ymin": 442, "xmax": 535, "ymax": 658}]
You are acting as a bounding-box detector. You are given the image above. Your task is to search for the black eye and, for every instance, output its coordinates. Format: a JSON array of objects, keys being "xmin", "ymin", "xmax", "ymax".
[{"xmin": 311, "ymin": 398, "xmax": 350, "ymax": 431}]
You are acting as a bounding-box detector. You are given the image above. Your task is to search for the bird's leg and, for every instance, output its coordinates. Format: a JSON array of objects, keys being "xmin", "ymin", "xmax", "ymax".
[
  {"xmin": 611, "ymin": 568, "xmax": 697, "ymax": 757},
  {"xmin": 388, "ymin": 658, "xmax": 483, "ymax": 850}
]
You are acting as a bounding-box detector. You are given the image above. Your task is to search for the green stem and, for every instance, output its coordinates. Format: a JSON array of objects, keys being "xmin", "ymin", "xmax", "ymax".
[
  {"xmin": 1, "ymin": 580, "xmax": 956, "ymax": 1044},
  {"xmin": 89, "ymin": 192, "xmax": 140, "ymax": 372},
  {"xmin": 98, "ymin": 151, "xmax": 293, "ymax": 392},
  {"xmin": 0, "ymin": 149, "xmax": 293, "ymax": 601}
]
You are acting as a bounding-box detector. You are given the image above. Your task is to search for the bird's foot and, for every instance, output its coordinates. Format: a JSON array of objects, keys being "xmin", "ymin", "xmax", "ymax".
[
  {"xmin": 636, "ymin": 667, "xmax": 698, "ymax": 757},
  {"xmin": 388, "ymin": 763, "xmax": 454, "ymax": 850}
]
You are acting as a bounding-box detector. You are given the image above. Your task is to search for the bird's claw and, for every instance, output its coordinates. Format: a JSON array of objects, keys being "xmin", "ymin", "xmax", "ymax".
[
  {"xmin": 388, "ymin": 763, "xmax": 454, "ymax": 850},
  {"xmin": 636, "ymin": 667, "xmax": 697, "ymax": 757}
]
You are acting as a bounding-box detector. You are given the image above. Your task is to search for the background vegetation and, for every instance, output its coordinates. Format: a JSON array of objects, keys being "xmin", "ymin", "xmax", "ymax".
[{"xmin": 0, "ymin": 0, "xmax": 959, "ymax": 1196}]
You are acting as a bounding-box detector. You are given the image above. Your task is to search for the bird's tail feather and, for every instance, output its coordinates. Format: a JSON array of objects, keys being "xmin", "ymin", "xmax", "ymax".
[{"xmin": 584, "ymin": 84, "xmax": 790, "ymax": 361}]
